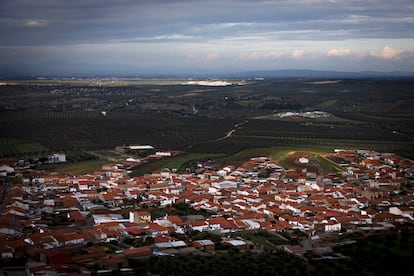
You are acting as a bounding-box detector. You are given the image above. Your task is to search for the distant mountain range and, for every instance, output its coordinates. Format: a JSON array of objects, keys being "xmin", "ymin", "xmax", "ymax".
[
  {"xmin": 1, "ymin": 60, "xmax": 413, "ymax": 79},
  {"xmin": 227, "ymin": 69, "xmax": 414, "ymax": 79}
]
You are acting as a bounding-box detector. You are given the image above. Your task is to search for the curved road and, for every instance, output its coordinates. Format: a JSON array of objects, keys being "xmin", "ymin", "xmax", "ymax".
[
  {"xmin": 187, "ymin": 120, "xmax": 248, "ymax": 149},
  {"xmin": 217, "ymin": 120, "xmax": 248, "ymax": 141}
]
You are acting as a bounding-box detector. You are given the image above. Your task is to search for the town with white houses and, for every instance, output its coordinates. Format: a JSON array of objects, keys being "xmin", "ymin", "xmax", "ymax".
[{"xmin": 1, "ymin": 148, "xmax": 414, "ymax": 274}]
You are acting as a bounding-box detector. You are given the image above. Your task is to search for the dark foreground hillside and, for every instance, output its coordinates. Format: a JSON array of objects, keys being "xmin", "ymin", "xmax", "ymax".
[{"xmin": 90, "ymin": 232, "xmax": 413, "ymax": 276}]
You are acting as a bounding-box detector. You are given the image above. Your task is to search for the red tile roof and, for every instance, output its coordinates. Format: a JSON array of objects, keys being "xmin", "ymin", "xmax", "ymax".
[{"xmin": 123, "ymin": 247, "xmax": 152, "ymax": 256}]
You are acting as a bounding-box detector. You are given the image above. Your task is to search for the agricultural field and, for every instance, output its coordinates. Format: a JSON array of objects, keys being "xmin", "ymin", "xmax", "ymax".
[
  {"xmin": 39, "ymin": 159, "xmax": 110, "ymax": 175},
  {"xmin": 0, "ymin": 78, "xmax": 413, "ymax": 168},
  {"xmin": 0, "ymin": 137, "xmax": 48, "ymax": 157},
  {"xmin": 275, "ymin": 151, "xmax": 342, "ymax": 174},
  {"xmin": 130, "ymin": 152, "xmax": 224, "ymax": 176}
]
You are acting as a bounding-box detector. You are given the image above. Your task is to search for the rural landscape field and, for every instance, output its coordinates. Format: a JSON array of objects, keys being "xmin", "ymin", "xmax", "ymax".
[
  {"xmin": 1, "ymin": 78, "xmax": 413, "ymax": 171},
  {"xmin": 1, "ymin": 77, "xmax": 414, "ymax": 275}
]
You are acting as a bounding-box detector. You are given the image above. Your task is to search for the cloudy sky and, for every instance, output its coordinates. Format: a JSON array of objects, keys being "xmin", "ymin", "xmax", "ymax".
[{"xmin": 1, "ymin": 0, "xmax": 414, "ymax": 73}]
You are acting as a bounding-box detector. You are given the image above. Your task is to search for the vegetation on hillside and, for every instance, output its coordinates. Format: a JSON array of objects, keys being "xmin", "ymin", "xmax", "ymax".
[{"xmin": 1, "ymin": 78, "xmax": 413, "ymax": 160}]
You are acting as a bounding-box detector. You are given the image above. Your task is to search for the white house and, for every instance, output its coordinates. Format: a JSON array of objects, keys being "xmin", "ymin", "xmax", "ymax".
[
  {"xmin": 129, "ymin": 145, "xmax": 154, "ymax": 150},
  {"xmin": 212, "ymin": 180, "xmax": 237, "ymax": 189},
  {"xmin": 1, "ymin": 245, "xmax": 14, "ymax": 260},
  {"xmin": 241, "ymin": 219, "xmax": 261, "ymax": 230},
  {"xmin": 48, "ymin": 153, "xmax": 66, "ymax": 163},
  {"xmin": 389, "ymin": 206, "xmax": 414, "ymax": 220},
  {"xmin": 324, "ymin": 218, "xmax": 341, "ymax": 232},
  {"xmin": 156, "ymin": 151, "xmax": 172, "ymax": 157},
  {"xmin": 0, "ymin": 165, "xmax": 14, "ymax": 176}
]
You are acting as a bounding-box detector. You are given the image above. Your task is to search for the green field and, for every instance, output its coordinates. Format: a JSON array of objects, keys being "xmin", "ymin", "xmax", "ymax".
[
  {"xmin": 232, "ymin": 230, "xmax": 290, "ymax": 251},
  {"xmin": 316, "ymin": 155, "xmax": 343, "ymax": 173},
  {"xmin": 163, "ymin": 153, "xmax": 225, "ymax": 171},
  {"xmin": 1, "ymin": 79, "xmax": 188, "ymax": 87},
  {"xmin": 130, "ymin": 152, "xmax": 224, "ymax": 176},
  {"xmin": 0, "ymin": 137, "xmax": 48, "ymax": 157},
  {"xmin": 39, "ymin": 159, "xmax": 110, "ymax": 175}
]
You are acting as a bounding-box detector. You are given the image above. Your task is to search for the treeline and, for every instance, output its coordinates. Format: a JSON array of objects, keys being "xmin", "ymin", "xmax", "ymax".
[
  {"xmin": 128, "ymin": 251, "xmax": 308, "ymax": 276},
  {"xmin": 105, "ymin": 232, "xmax": 414, "ymax": 276}
]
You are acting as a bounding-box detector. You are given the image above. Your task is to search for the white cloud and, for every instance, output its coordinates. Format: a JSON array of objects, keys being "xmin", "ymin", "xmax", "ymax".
[
  {"xmin": 209, "ymin": 22, "xmax": 255, "ymax": 29},
  {"xmin": 265, "ymin": 51, "xmax": 284, "ymax": 59},
  {"xmin": 153, "ymin": 34, "xmax": 193, "ymax": 40},
  {"xmin": 370, "ymin": 46, "xmax": 404, "ymax": 59},
  {"xmin": 239, "ymin": 50, "xmax": 290, "ymax": 61},
  {"xmin": 186, "ymin": 52, "xmax": 220, "ymax": 62},
  {"xmin": 205, "ymin": 53, "xmax": 219, "ymax": 61},
  {"xmin": 129, "ymin": 34, "xmax": 194, "ymax": 42},
  {"xmin": 292, "ymin": 50, "xmax": 304, "ymax": 59},
  {"xmin": 327, "ymin": 48, "xmax": 352, "ymax": 57},
  {"xmin": 245, "ymin": 52, "xmax": 261, "ymax": 60},
  {"xmin": 23, "ymin": 20, "xmax": 48, "ymax": 27}
]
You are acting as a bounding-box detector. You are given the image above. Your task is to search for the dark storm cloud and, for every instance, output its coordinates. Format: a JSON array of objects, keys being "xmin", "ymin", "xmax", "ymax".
[
  {"xmin": 0, "ymin": 0, "xmax": 413, "ymax": 71},
  {"xmin": 1, "ymin": 0, "xmax": 413, "ymax": 45}
]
